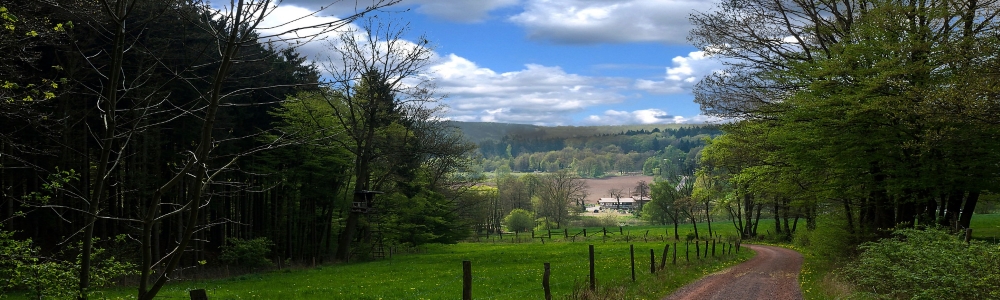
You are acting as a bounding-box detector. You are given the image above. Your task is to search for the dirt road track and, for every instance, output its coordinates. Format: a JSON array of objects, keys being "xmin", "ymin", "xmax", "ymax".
[{"xmin": 663, "ymin": 244, "xmax": 803, "ymax": 300}]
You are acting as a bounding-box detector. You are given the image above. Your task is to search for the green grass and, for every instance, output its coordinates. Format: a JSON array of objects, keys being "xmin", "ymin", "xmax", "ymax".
[
  {"xmin": 81, "ymin": 221, "xmax": 751, "ymax": 300},
  {"xmin": 970, "ymin": 213, "xmax": 1000, "ymax": 242},
  {"xmin": 90, "ymin": 241, "xmax": 750, "ymax": 300}
]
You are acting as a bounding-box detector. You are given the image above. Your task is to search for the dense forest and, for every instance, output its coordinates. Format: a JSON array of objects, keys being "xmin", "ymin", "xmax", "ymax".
[{"xmin": 0, "ymin": 0, "xmax": 492, "ymax": 298}]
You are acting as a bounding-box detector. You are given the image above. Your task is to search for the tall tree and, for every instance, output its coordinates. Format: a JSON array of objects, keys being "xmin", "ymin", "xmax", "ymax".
[{"xmin": 318, "ymin": 16, "xmax": 438, "ymax": 261}]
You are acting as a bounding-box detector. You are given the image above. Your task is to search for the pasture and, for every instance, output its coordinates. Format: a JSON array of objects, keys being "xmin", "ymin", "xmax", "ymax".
[{"xmin": 92, "ymin": 221, "xmax": 750, "ymax": 300}]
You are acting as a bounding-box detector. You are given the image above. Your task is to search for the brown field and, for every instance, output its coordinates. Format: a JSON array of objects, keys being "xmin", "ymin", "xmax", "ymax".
[{"xmin": 581, "ymin": 175, "xmax": 654, "ymax": 204}]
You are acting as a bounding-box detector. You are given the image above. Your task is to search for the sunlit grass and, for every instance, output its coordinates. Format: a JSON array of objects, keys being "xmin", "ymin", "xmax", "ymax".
[{"xmin": 88, "ymin": 221, "xmax": 751, "ymax": 300}]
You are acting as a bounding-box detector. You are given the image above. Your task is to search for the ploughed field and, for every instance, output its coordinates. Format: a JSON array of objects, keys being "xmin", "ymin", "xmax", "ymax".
[{"xmin": 582, "ymin": 175, "xmax": 655, "ymax": 204}]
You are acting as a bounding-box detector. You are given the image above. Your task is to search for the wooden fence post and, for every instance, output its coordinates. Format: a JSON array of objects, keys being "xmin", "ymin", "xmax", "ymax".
[
  {"xmin": 543, "ymin": 262, "xmax": 551, "ymax": 300},
  {"xmin": 685, "ymin": 241, "xmax": 690, "ymax": 262},
  {"xmin": 620, "ymin": 226, "xmax": 623, "ymax": 234},
  {"xmin": 650, "ymin": 249, "xmax": 655, "ymax": 274},
  {"xmin": 704, "ymin": 240, "xmax": 709, "ymax": 258},
  {"xmin": 712, "ymin": 239, "xmax": 716, "ymax": 257},
  {"xmin": 564, "ymin": 228, "xmax": 568, "ymax": 238},
  {"xmin": 659, "ymin": 244, "xmax": 668, "ymax": 270},
  {"xmin": 583, "ymin": 228, "xmax": 587, "ymax": 237},
  {"xmin": 463, "ymin": 261, "xmax": 472, "ymax": 300},
  {"xmin": 965, "ymin": 228, "xmax": 973, "ymax": 244},
  {"xmin": 589, "ymin": 245, "xmax": 596, "ymax": 291},
  {"xmin": 189, "ymin": 289, "xmax": 208, "ymax": 300},
  {"xmin": 672, "ymin": 242, "xmax": 677, "ymax": 264},
  {"xmin": 630, "ymin": 244, "xmax": 636, "ymax": 282}
]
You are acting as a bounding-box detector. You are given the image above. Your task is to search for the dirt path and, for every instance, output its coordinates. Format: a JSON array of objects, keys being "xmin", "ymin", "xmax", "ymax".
[{"xmin": 663, "ymin": 244, "xmax": 804, "ymax": 300}]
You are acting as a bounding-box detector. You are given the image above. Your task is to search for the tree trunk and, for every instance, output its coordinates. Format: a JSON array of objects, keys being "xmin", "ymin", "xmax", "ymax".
[{"xmin": 958, "ymin": 190, "xmax": 979, "ymax": 229}]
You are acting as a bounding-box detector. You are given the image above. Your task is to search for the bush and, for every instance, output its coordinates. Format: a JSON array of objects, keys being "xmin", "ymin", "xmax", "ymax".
[
  {"xmin": 793, "ymin": 215, "xmax": 857, "ymax": 260},
  {"xmin": 219, "ymin": 237, "xmax": 274, "ymax": 268},
  {"xmin": 843, "ymin": 228, "xmax": 1000, "ymax": 299},
  {"xmin": 503, "ymin": 209, "xmax": 534, "ymax": 232}
]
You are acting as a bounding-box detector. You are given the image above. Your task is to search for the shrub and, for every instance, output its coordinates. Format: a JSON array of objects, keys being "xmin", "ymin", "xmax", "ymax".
[
  {"xmin": 843, "ymin": 228, "xmax": 1000, "ymax": 299},
  {"xmin": 503, "ymin": 209, "xmax": 534, "ymax": 232},
  {"xmin": 219, "ymin": 237, "xmax": 274, "ymax": 268},
  {"xmin": 793, "ymin": 215, "xmax": 858, "ymax": 260}
]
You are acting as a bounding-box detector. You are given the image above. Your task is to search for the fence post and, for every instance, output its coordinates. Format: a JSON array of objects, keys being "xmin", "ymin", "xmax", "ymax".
[
  {"xmin": 564, "ymin": 228, "xmax": 568, "ymax": 238},
  {"xmin": 704, "ymin": 240, "xmax": 709, "ymax": 258},
  {"xmin": 712, "ymin": 239, "xmax": 716, "ymax": 257},
  {"xmin": 463, "ymin": 260, "xmax": 472, "ymax": 300},
  {"xmin": 543, "ymin": 262, "xmax": 551, "ymax": 300},
  {"xmin": 589, "ymin": 245, "xmax": 596, "ymax": 291},
  {"xmin": 672, "ymin": 242, "xmax": 677, "ymax": 264},
  {"xmin": 644, "ymin": 230, "xmax": 649, "ymax": 242},
  {"xmin": 603, "ymin": 227, "xmax": 607, "ymax": 237},
  {"xmin": 630, "ymin": 244, "xmax": 636, "ymax": 282},
  {"xmin": 965, "ymin": 228, "xmax": 972, "ymax": 244},
  {"xmin": 685, "ymin": 241, "xmax": 689, "ymax": 262},
  {"xmin": 620, "ymin": 226, "xmax": 623, "ymax": 234},
  {"xmin": 189, "ymin": 289, "xmax": 208, "ymax": 300},
  {"xmin": 650, "ymin": 249, "xmax": 655, "ymax": 274},
  {"xmin": 584, "ymin": 228, "xmax": 587, "ymax": 237},
  {"xmin": 548, "ymin": 230, "xmax": 552, "ymax": 239},
  {"xmin": 532, "ymin": 230, "xmax": 535, "ymax": 239},
  {"xmin": 660, "ymin": 244, "xmax": 668, "ymax": 270}
]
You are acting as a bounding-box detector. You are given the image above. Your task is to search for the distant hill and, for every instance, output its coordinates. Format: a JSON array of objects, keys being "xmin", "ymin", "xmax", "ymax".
[{"xmin": 448, "ymin": 121, "xmax": 713, "ymax": 145}]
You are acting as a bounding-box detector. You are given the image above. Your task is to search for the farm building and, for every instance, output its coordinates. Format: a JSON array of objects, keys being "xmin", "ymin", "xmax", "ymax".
[{"xmin": 597, "ymin": 197, "xmax": 650, "ymax": 210}]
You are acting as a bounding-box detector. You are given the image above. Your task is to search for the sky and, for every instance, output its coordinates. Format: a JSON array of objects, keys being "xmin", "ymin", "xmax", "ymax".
[{"xmin": 256, "ymin": 0, "xmax": 726, "ymax": 126}]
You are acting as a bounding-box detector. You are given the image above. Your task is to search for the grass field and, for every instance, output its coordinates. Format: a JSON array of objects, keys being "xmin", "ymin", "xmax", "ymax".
[
  {"xmin": 970, "ymin": 213, "xmax": 1000, "ymax": 242},
  {"xmin": 93, "ymin": 242, "xmax": 749, "ymax": 300},
  {"xmin": 86, "ymin": 220, "xmax": 750, "ymax": 300}
]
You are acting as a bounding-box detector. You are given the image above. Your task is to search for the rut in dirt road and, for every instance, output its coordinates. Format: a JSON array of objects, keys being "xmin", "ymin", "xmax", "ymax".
[{"xmin": 663, "ymin": 244, "xmax": 803, "ymax": 300}]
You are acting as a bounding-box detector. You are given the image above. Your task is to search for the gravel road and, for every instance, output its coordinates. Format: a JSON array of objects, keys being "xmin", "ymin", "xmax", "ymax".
[{"xmin": 663, "ymin": 244, "xmax": 804, "ymax": 300}]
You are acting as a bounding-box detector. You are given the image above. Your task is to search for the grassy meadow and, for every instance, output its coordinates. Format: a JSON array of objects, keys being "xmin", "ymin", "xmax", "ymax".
[{"xmin": 86, "ymin": 220, "xmax": 750, "ymax": 300}]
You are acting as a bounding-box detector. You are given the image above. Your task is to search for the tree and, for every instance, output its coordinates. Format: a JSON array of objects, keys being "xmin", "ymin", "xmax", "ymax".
[
  {"xmin": 690, "ymin": 0, "xmax": 1000, "ymax": 242},
  {"xmin": 6, "ymin": 0, "xmax": 401, "ymax": 299},
  {"xmin": 532, "ymin": 170, "xmax": 587, "ymax": 229},
  {"xmin": 317, "ymin": 16, "xmax": 441, "ymax": 261},
  {"xmin": 503, "ymin": 208, "xmax": 534, "ymax": 233},
  {"xmin": 643, "ymin": 180, "xmax": 689, "ymax": 240}
]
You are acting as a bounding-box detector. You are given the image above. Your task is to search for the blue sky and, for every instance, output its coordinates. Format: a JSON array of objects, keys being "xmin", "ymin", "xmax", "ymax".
[{"xmin": 261, "ymin": 0, "xmax": 725, "ymax": 126}]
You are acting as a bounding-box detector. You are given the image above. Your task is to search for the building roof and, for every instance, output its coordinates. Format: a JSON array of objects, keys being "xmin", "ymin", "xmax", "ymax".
[{"xmin": 599, "ymin": 197, "xmax": 636, "ymax": 203}]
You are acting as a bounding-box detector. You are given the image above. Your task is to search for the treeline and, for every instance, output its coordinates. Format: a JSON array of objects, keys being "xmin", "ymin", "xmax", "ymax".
[
  {"xmin": 460, "ymin": 123, "xmax": 720, "ymax": 178},
  {"xmin": 0, "ymin": 0, "xmax": 485, "ymax": 299},
  {"xmin": 652, "ymin": 0, "xmax": 1000, "ymax": 245}
]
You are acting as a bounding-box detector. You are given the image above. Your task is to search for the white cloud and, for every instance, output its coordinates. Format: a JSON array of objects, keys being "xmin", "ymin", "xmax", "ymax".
[
  {"xmin": 429, "ymin": 54, "xmax": 629, "ymax": 125},
  {"xmin": 509, "ymin": 0, "xmax": 713, "ymax": 44},
  {"xmin": 585, "ymin": 109, "xmax": 722, "ymax": 125},
  {"xmin": 408, "ymin": 0, "xmax": 519, "ymax": 22},
  {"xmin": 634, "ymin": 50, "xmax": 724, "ymax": 94},
  {"xmin": 276, "ymin": 0, "xmax": 517, "ymax": 22},
  {"xmin": 255, "ymin": 5, "xmax": 360, "ymax": 62}
]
